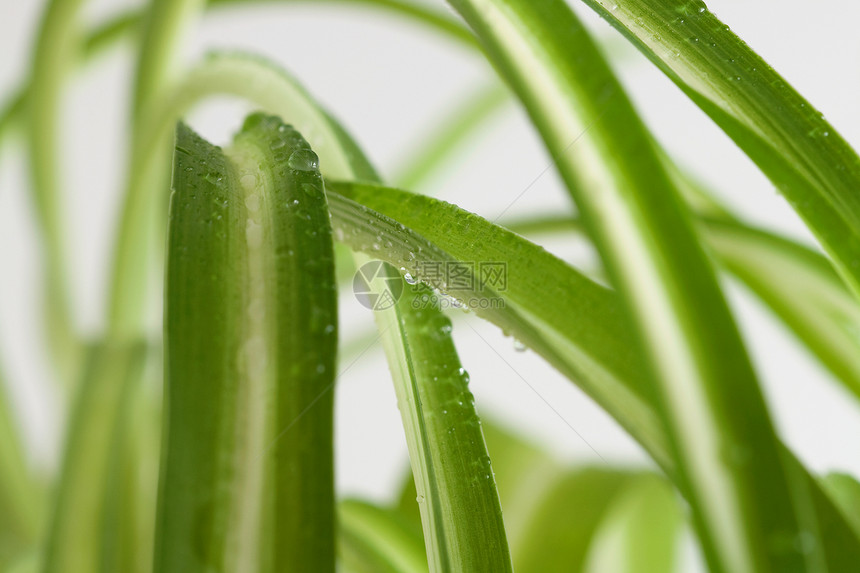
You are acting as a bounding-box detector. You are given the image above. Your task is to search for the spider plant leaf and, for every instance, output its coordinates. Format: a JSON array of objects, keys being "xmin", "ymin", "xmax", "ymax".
[
  {"xmin": 702, "ymin": 218, "xmax": 860, "ymax": 399},
  {"xmin": 108, "ymin": 0, "xmax": 205, "ymax": 337},
  {"xmin": 42, "ymin": 341, "xmax": 147, "ymax": 573},
  {"xmin": 505, "ymin": 212, "xmax": 860, "ymax": 404},
  {"xmin": 0, "ymin": 369, "xmax": 42, "ymax": 566},
  {"xmin": 326, "ymin": 179, "xmax": 860, "ymax": 570},
  {"xmin": 339, "ymin": 499, "xmax": 428, "ymax": 573},
  {"xmin": 327, "ymin": 182, "xmax": 667, "ymax": 464},
  {"xmin": 392, "ymin": 84, "xmax": 509, "ymax": 190},
  {"xmin": 576, "ymin": 0, "xmax": 860, "ymax": 300},
  {"xmin": 822, "ymin": 473, "xmax": 860, "ymax": 539},
  {"xmin": 513, "ymin": 469, "xmax": 636, "ymax": 573},
  {"xmin": 375, "ymin": 290, "xmax": 512, "ymax": 572},
  {"xmin": 27, "ymin": 0, "xmax": 87, "ymax": 382},
  {"xmin": 155, "ymin": 116, "xmax": 337, "ymax": 572},
  {"xmin": 444, "ymin": 1, "xmax": 820, "ymax": 570},
  {"xmin": 581, "ymin": 474, "xmax": 683, "ymax": 573},
  {"xmin": 106, "ymin": 51, "xmax": 511, "ymax": 572}
]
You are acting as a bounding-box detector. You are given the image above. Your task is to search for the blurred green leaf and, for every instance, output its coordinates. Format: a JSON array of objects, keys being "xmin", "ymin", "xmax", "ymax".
[
  {"xmin": 42, "ymin": 341, "xmax": 147, "ymax": 573},
  {"xmin": 822, "ymin": 473, "xmax": 860, "ymax": 538},
  {"xmin": 339, "ymin": 499, "xmax": 428, "ymax": 573},
  {"xmin": 581, "ymin": 475, "xmax": 683, "ymax": 573}
]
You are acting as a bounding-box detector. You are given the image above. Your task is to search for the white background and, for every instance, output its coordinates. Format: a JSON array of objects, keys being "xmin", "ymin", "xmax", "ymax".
[{"xmin": 2, "ymin": 0, "xmax": 860, "ymax": 563}]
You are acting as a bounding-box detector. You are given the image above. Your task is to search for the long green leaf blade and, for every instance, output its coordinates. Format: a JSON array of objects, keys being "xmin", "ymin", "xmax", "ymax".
[
  {"xmin": 0, "ymin": 368, "xmax": 42, "ymax": 566},
  {"xmin": 26, "ymin": 0, "xmax": 86, "ymax": 381},
  {"xmin": 112, "ymin": 51, "xmax": 511, "ymax": 572},
  {"xmin": 326, "ymin": 179, "xmax": 860, "ymax": 570},
  {"xmin": 155, "ymin": 116, "xmax": 337, "ymax": 572},
  {"xmin": 702, "ymin": 218, "xmax": 860, "ymax": 399},
  {"xmin": 444, "ymin": 1, "xmax": 817, "ymax": 570},
  {"xmin": 42, "ymin": 342, "xmax": 147, "ymax": 573},
  {"xmin": 505, "ymin": 212, "xmax": 860, "ymax": 405},
  {"xmin": 577, "ymin": 0, "xmax": 860, "ymax": 300}
]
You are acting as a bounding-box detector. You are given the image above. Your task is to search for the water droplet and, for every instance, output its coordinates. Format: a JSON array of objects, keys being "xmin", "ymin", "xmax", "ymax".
[
  {"xmin": 288, "ymin": 148, "xmax": 319, "ymax": 172},
  {"xmin": 404, "ymin": 272, "xmax": 417, "ymax": 284},
  {"xmin": 245, "ymin": 194, "xmax": 261, "ymax": 212},
  {"xmin": 513, "ymin": 339, "xmax": 527, "ymax": 352},
  {"xmin": 246, "ymin": 220, "xmax": 263, "ymax": 247},
  {"xmin": 241, "ymin": 173, "xmax": 257, "ymax": 188},
  {"xmin": 678, "ymin": 0, "xmax": 708, "ymax": 15}
]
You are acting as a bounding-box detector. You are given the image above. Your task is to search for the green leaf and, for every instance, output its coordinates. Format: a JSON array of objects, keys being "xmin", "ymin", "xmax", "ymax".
[
  {"xmin": 443, "ymin": 1, "xmax": 819, "ymax": 570},
  {"xmin": 339, "ymin": 499, "xmax": 428, "ymax": 573},
  {"xmin": 513, "ymin": 469, "xmax": 633, "ymax": 573},
  {"xmin": 822, "ymin": 473, "xmax": 860, "ymax": 539},
  {"xmin": 374, "ymin": 289, "xmax": 511, "ymax": 572},
  {"xmin": 325, "ymin": 179, "xmax": 860, "ymax": 570},
  {"xmin": 328, "ymin": 180, "xmax": 665, "ymax": 467},
  {"xmin": 103, "ymin": 51, "xmax": 511, "ymax": 572},
  {"xmin": 42, "ymin": 341, "xmax": 147, "ymax": 573},
  {"xmin": 576, "ymin": 0, "xmax": 860, "ymax": 301},
  {"xmin": 26, "ymin": 0, "xmax": 86, "ymax": 382},
  {"xmin": 108, "ymin": 0, "xmax": 205, "ymax": 337},
  {"xmin": 392, "ymin": 84, "xmax": 508, "ymax": 190},
  {"xmin": 582, "ymin": 475, "xmax": 683, "ymax": 573},
  {"xmin": 702, "ymin": 218, "xmax": 860, "ymax": 399},
  {"xmin": 154, "ymin": 116, "xmax": 338, "ymax": 572},
  {"xmin": 0, "ymin": 367, "xmax": 42, "ymax": 566},
  {"xmin": 505, "ymin": 211, "xmax": 860, "ymax": 406}
]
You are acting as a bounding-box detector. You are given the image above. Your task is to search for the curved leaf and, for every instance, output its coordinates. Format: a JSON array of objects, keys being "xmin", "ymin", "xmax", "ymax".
[
  {"xmin": 444, "ymin": 1, "xmax": 820, "ymax": 570},
  {"xmin": 339, "ymin": 499, "xmax": 428, "ymax": 573},
  {"xmin": 582, "ymin": 475, "xmax": 683, "ymax": 573},
  {"xmin": 576, "ymin": 0, "xmax": 860, "ymax": 301},
  {"xmin": 326, "ymin": 178, "xmax": 860, "ymax": 570}
]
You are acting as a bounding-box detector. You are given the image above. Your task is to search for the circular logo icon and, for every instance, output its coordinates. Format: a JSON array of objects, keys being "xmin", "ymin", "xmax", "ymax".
[{"xmin": 353, "ymin": 261, "xmax": 404, "ymax": 311}]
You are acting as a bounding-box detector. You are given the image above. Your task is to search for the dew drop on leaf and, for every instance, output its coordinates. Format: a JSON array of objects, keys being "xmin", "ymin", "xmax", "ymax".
[{"xmin": 288, "ymin": 148, "xmax": 320, "ymax": 172}]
